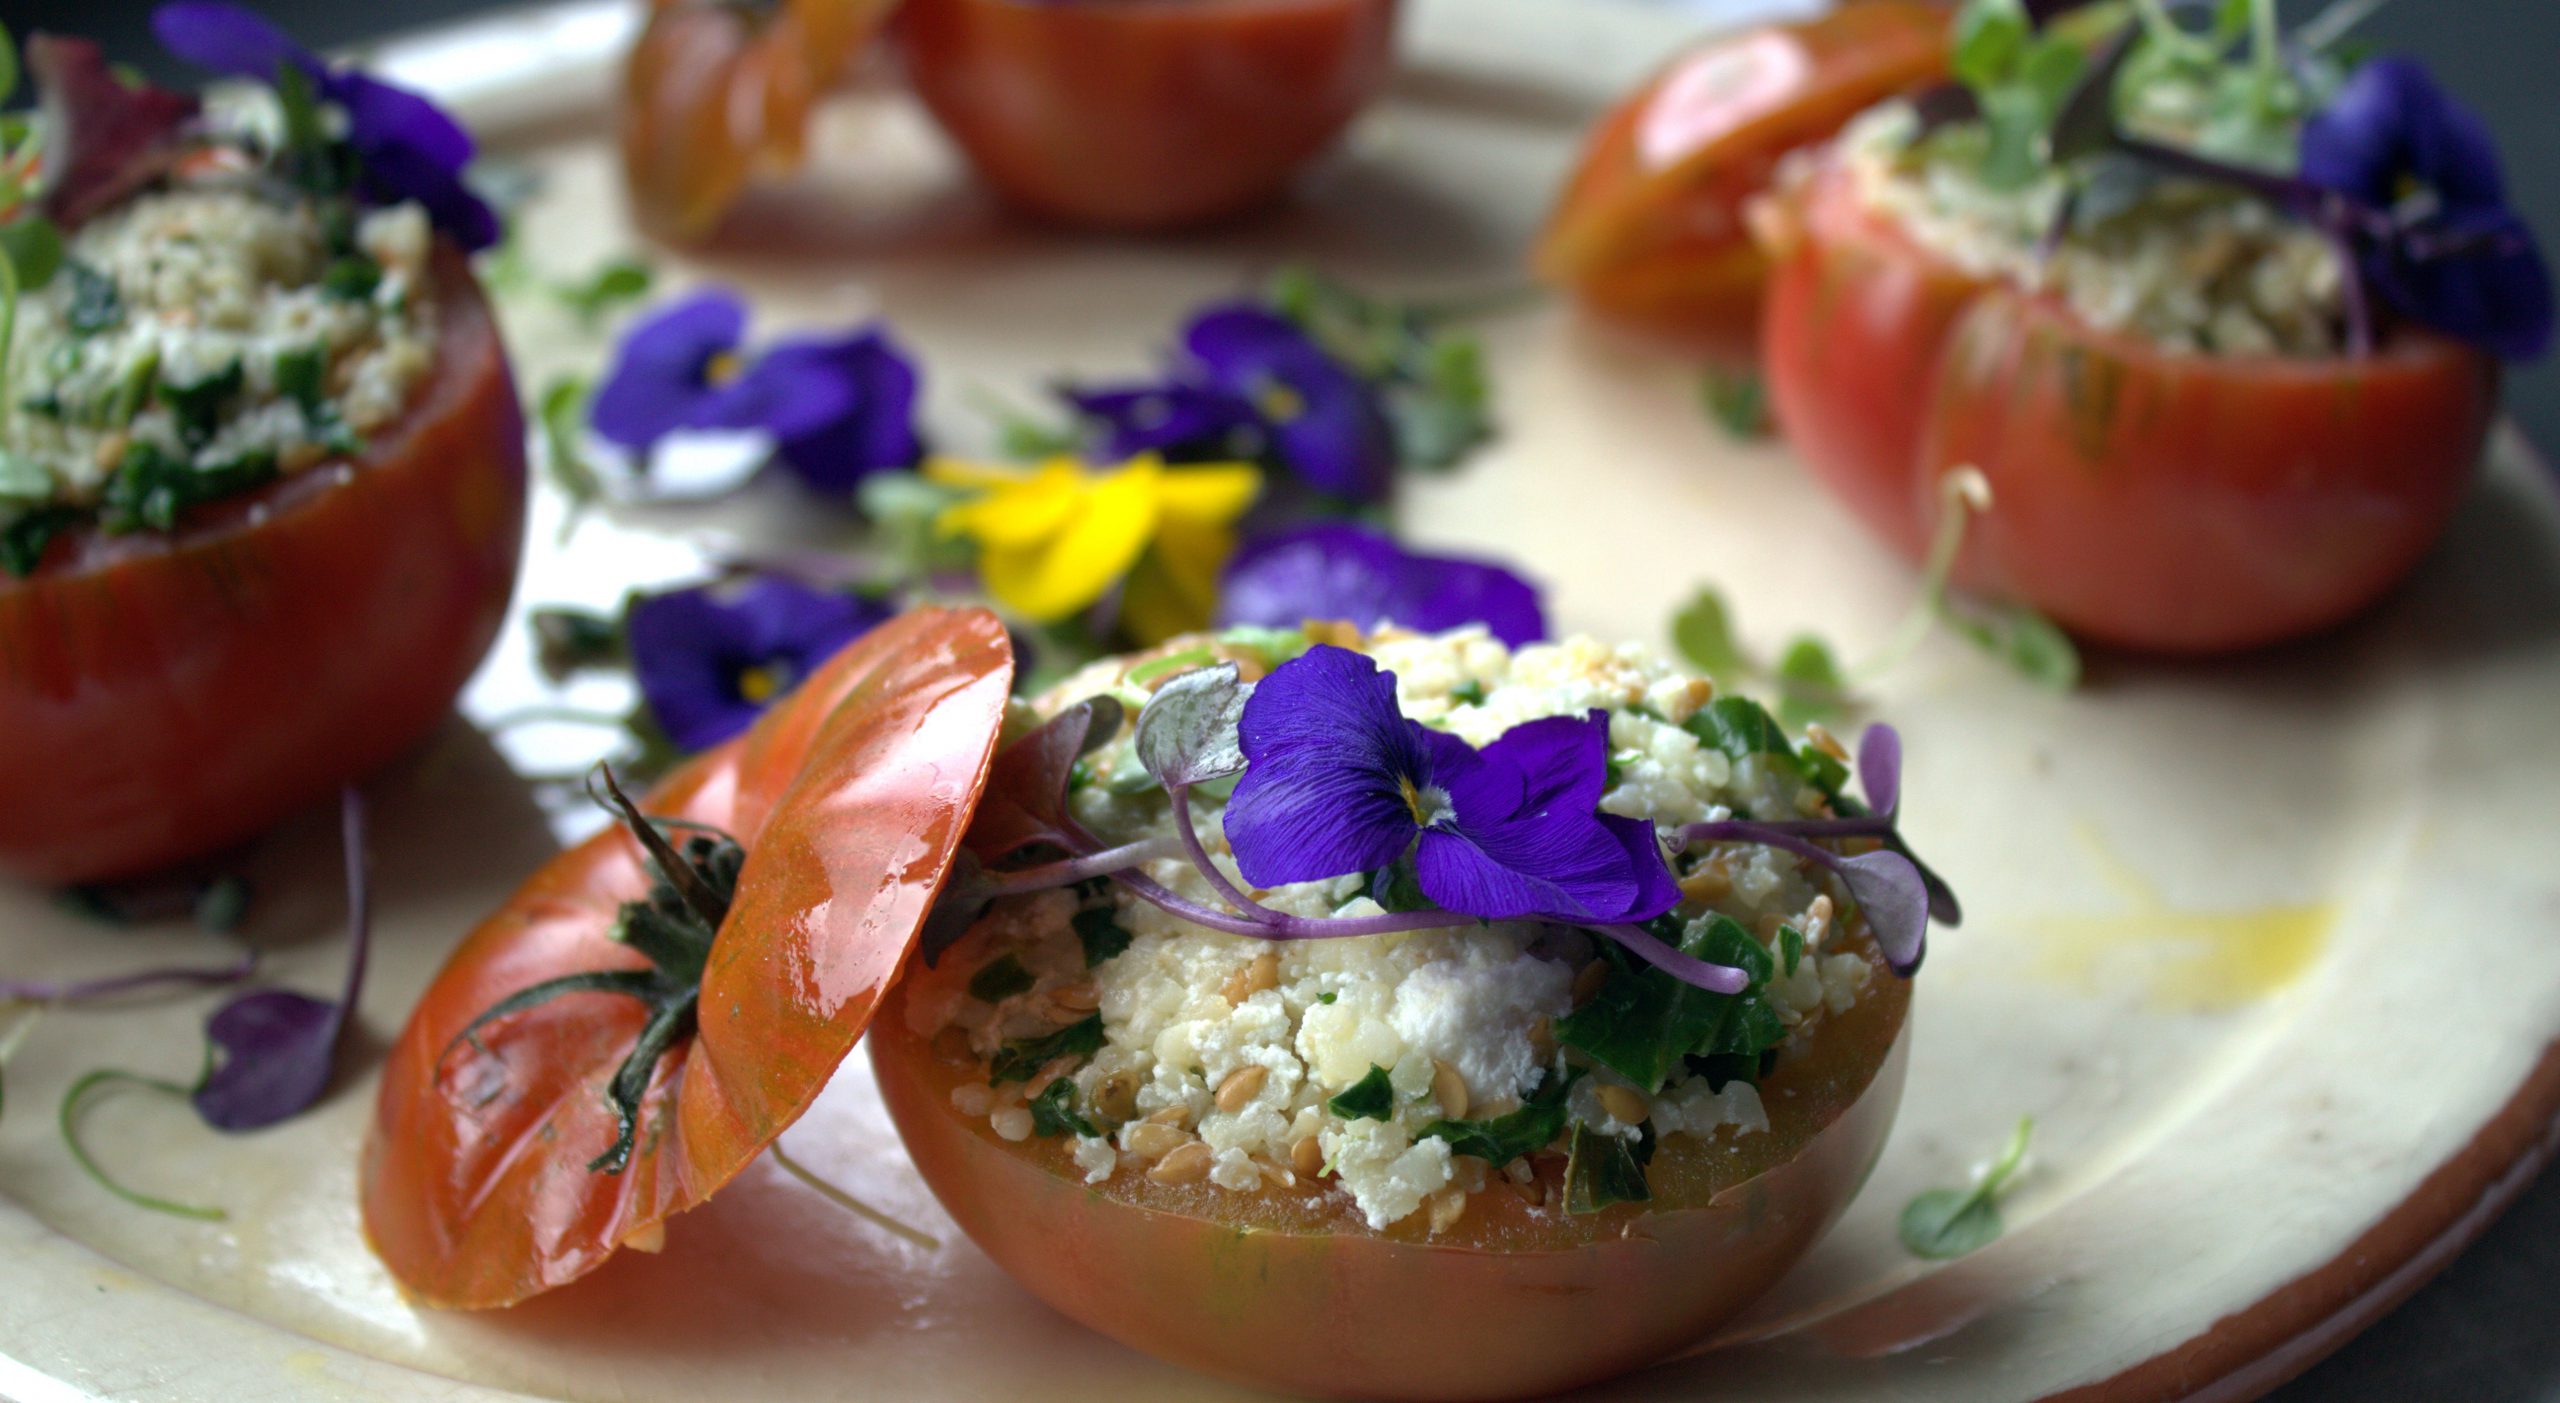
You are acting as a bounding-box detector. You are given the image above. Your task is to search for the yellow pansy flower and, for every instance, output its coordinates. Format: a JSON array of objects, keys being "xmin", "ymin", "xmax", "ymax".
[{"xmin": 925, "ymin": 453, "xmax": 1261, "ymax": 642}]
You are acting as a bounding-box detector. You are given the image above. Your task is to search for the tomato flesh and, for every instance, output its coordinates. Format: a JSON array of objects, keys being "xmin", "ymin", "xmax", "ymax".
[
  {"xmin": 899, "ymin": 0, "xmax": 1401, "ymax": 232},
  {"xmin": 871, "ymin": 926, "xmax": 1910, "ymax": 1400},
  {"xmin": 0, "ymin": 246, "xmax": 526, "ymax": 883},
  {"xmin": 1536, "ymin": 2, "xmax": 1946, "ymax": 362},
  {"xmin": 1761, "ymin": 162, "xmax": 2500, "ymax": 653}
]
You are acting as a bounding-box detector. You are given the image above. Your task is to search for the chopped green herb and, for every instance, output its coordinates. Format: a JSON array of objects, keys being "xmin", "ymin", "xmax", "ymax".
[
  {"xmin": 99, "ymin": 442, "xmax": 276, "ymax": 533},
  {"xmin": 322, "ymin": 256, "xmax": 382, "ymax": 302},
  {"xmin": 1316, "ymin": 991, "xmax": 1337, "ymax": 1005},
  {"xmin": 93, "ymin": 344, "xmax": 160, "ymax": 429},
  {"xmin": 161, "ymin": 360, "xmax": 243, "ymax": 448},
  {"xmin": 1778, "ymin": 924, "xmax": 1805, "ymax": 978},
  {"xmin": 1029, "ymin": 1077, "xmax": 1100, "ymax": 1138},
  {"xmin": 536, "ymin": 374, "xmax": 602, "ymax": 541},
  {"xmin": 1358, "ymin": 861, "xmax": 1433, "ymax": 915},
  {"xmin": 63, "ymin": 262, "xmax": 121, "ymax": 335},
  {"xmin": 968, "ymin": 953, "xmax": 1035, "ymax": 1003},
  {"xmin": 0, "ymin": 505, "xmax": 78, "ymax": 577},
  {"xmin": 1555, "ymin": 915, "xmax": 1784, "ymax": 1094},
  {"xmin": 1073, "ymin": 906, "xmax": 1133, "ymax": 967},
  {"xmin": 1699, "ymin": 366, "xmax": 1770, "ymax": 438},
  {"xmin": 989, "ymin": 1014, "xmax": 1104, "ymax": 1085},
  {"xmin": 1327, "ymin": 1064, "xmax": 1396, "ymax": 1120},
  {"xmin": 1449, "ymin": 679, "xmax": 1487, "ymax": 706},
  {"xmin": 1563, "ymin": 1122, "xmax": 1652, "ymax": 1214},
  {"xmin": 1900, "ymin": 1115, "xmax": 2035, "ymax": 1259},
  {"xmin": 552, "ymin": 256, "xmax": 654, "ymax": 324},
  {"xmin": 1420, "ymin": 1065, "xmax": 1582, "ymax": 1165},
  {"xmin": 274, "ymin": 344, "xmax": 329, "ymax": 415},
  {"xmin": 1684, "ymin": 695, "xmax": 1794, "ymax": 769}
]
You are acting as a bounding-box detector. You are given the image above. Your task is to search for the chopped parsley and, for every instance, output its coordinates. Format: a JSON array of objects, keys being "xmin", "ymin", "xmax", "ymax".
[
  {"xmin": 1563, "ymin": 1122, "xmax": 1653, "ymax": 1214},
  {"xmin": 0, "ymin": 505, "xmax": 78, "ymax": 577},
  {"xmin": 967, "ymin": 953, "xmax": 1034, "ymax": 1003},
  {"xmin": 1029, "ymin": 1078, "xmax": 1100, "ymax": 1138},
  {"xmin": 1326, "ymin": 1064, "xmax": 1396, "ymax": 1121},
  {"xmin": 1073, "ymin": 906, "xmax": 1132, "ymax": 967},
  {"xmin": 989, "ymin": 1014, "xmax": 1103, "ymax": 1085},
  {"xmin": 98, "ymin": 443, "xmax": 277, "ymax": 533},
  {"xmin": 1555, "ymin": 914, "xmax": 1785, "ymax": 1094},
  {"xmin": 1448, "ymin": 679, "xmax": 1487, "ymax": 706},
  {"xmin": 161, "ymin": 360, "xmax": 243, "ymax": 448},
  {"xmin": 321, "ymin": 256, "xmax": 381, "ymax": 302},
  {"xmin": 62, "ymin": 262, "xmax": 121, "ymax": 335},
  {"xmin": 1420, "ymin": 1065, "xmax": 1581, "ymax": 1165}
]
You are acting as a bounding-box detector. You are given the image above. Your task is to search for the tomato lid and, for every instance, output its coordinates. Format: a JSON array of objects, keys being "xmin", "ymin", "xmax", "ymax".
[{"xmin": 361, "ymin": 605, "xmax": 1014, "ymax": 1308}]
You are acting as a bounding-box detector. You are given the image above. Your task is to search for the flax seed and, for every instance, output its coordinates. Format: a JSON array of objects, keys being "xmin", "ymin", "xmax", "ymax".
[
  {"xmin": 1527, "ymin": 1016, "xmax": 1556, "ymax": 1061},
  {"xmin": 1805, "ymin": 894, "xmax": 1836, "ymax": 943},
  {"xmin": 1148, "ymin": 1141, "xmax": 1214, "ymax": 1185},
  {"xmin": 1680, "ymin": 862, "xmax": 1734, "ymax": 903},
  {"xmin": 1215, "ymin": 1065, "xmax": 1269, "ymax": 1113}
]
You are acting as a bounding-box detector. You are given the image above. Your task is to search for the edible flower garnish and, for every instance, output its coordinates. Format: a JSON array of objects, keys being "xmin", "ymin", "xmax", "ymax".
[
  {"xmin": 589, "ymin": 289, "xmax": 924, "ymax": 494},
  {"xmin": 153, "ymin": 1, "xmax": 500, "ymax": 251},
  {"xmin": 925, "ymin": 453, "xmax": 1260, "ymax": 642},
  {"xmin": 1215, "ymin": 522, "xmax": 1548, "ymax": 648},
  {"xmin": 1225, "ymin": 645, "xmax": 1676, "ymax": 927},
  {"xmin": 628, "ymin": 573, "xmax": 892, "ymax": 752}
]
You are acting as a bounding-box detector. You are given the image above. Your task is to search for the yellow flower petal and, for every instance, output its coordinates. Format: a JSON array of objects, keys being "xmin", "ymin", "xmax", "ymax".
[
  {"xmin": 976, "ymin": 459, "xmax": 1162, "ymax": 622},
  {"xmin": 1151, "ymin": 460, "xmax": 1262, "ymax": 528},
  {"xmin": 936, "ymin": 460, "xmax": 1083, "ymax": 548}
]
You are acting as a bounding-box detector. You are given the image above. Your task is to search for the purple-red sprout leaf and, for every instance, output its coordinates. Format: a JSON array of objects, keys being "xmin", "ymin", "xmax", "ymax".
[
  {"xmin": 1836, "ymin": 849, "xmax": 1930, "ymax": 976},
  {"xmin": 968, "ymin": 695, "xmax": 1123, "ymax": 863}
]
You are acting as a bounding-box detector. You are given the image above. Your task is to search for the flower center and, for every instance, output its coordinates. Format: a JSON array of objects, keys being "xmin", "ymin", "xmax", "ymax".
[
  {"xmin": 1398, "ymin": 775, "xmax": 1453, "ymax": 828},
  {"xmin": 704, "ymin": 349, "xmax": 746, "ymax": 387},
  {"xmin": 736, "ymin": 658, "xmax": 793, "ymax": 704},
  {"xmin": 1257, "ymin": 379, "xmax": 1306, "ymax": 423}
]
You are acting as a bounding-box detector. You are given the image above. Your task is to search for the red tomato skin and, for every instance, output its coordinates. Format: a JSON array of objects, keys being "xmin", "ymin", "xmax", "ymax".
[
  {"xmin": 362, "ymin": 608, "xmax": 1015, "ymax": 1311},
  {"xmin": 0, "ymin": 247, "xmax": 526, "ymax": 883},
  {"xmin": 1763, "ymin": 163, "xmax": 2499, "ymax": 653},
  {"xmin": 871, "ymin": 937, "xmax": 1911, "ymax": 1401},
  {"xmin": 1536, "ymin": 2, "xmax": 1947, "ymax": 362},
  {"xmin": 899, "ymin": 0, "xmax": 1400, "ymax": 232}
]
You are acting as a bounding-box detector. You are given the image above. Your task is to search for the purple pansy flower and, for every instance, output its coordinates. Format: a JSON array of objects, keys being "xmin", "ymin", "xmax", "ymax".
[
  {"xmin": 1215, "ymin": 522, "xmax": 1548, "ymax": 648},
  {"xmin": 627, "ymin": 575, "xmax": 891, "ymax": 752},
  {"xmin": 1225, "ymin": 646, "xmax": 1679, "ymax": 926},
  {"xmin": 1069, "ymin": 302, "xmax": 1395, "ymax": 499},
  {"xmin": 589, "ymin": 291, "xmax": 922, "ymax": 491},
  {"xmin": 153, "ymin": 2, "xmax": 500, "ymax": 251},
  {"xmin": 2300, "ymin": 57, "xmax": 2552, "ymax": 361}
]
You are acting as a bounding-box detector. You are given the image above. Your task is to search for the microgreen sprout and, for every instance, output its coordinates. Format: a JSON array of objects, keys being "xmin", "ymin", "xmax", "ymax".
[
  {"xmin": 1900, "ymin": 1114, "xmax": 2035, "ymax": 1258},
  {"xmin": 61, "ymin": 1058, "xmax": 228, "ymax": 1222}
]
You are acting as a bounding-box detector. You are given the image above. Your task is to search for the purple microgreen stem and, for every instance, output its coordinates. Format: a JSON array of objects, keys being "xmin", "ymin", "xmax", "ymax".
[
  {"xmin": 0, "ymin": 948, "xmax": 257, "ymax": 1006},
  {"xmin": 1110, "ymin": 867, "xmax": 1476, "ymax": 942},
  {"xmin": 1593, "ymin": 924, "xmax": 1751, "ymax": 995},
  {"xmin": 976, "ymin": 834, "xmax": 1189, "ymax": 901},
  {"xmin": 1164, "ymin": 784, "xmax": 1284, "ymax": 920}
]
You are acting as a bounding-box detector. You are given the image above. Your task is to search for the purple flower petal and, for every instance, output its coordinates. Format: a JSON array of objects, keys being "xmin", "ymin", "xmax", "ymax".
[
  {"xmin": 334, "ymin": 70, "xmax": 475, "ymax": 178},
  {"xmin": 1186, "ymin": 303, "xmax": 1395, "ymax": 501},
  {"xmin": 1477, "ymin": 710, "xmax": 1610, "ymax": 816},
  {"xmin": 1067, "ymin": 381, "xmax": 1257, "ymax": 461},
  {"xmin": 628, "ymin": 575, "xmax": 889, "ymax": 753},
  {"xmin": 768, "ymin": 328, "xmax": 927, "ymax": 492},
  {"xmin": 1599, "ymin": 814, "xmax": 1684, "ymax": 924},
  {"xmin": 2367, "ymin": 208, "xmax": 2554, "ymax": 361},
  {"xmin": 1415, "ymin": 815, "xmax": 1639, "ymax": 924},
  {"xmin": 152, "ymin": 2, "xmax": 315, "ymax": 85},
  {"xmin": 696, "ymin": 351, "xmax": 859, "ymax": 446},
  {"xmin": 1215, "ymin": 523, "xmax": 1548, "ymax": 647},
  {"xmin": 589, "ymin": 292, "xmax": 750, "ymax": 450},
  {"xmin": 347, "ymin": 131, "xmax": 501, "ymax": 253},
  {"xmin": 2302, "ymin": 58, "xmax": 2505, "ymax": 213},
  {"xmin": 1227, "ymin": 645, "xmax": 1425, "ymax": 887}
]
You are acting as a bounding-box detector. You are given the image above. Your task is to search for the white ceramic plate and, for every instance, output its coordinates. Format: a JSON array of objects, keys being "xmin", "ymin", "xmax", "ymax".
[{"xmin": 4, "ymin": 3, "xmax": 2558, "ymax": 1399}]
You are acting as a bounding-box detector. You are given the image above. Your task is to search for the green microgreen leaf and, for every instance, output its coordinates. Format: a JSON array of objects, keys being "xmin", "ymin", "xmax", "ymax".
[
  {"xmin": 1900, "ymin": 1114, "xmax": 2036, "ymax": 1259},
  {"xmin": 1669, "ymin": 587, "xmax": 1750, "ymax": 684},
  {"xmin": 1945, "ymin": 597, "xmax": 2083, "ymax": 691},
  {"xmin": 1556, "ymin": 915, "xmax": 1783, "ymax": 1094},
  {"xmin": 1419, "ymin": 1065, "xmax": 1581, "ymax": 1165},
  {"xmin": 1126, "ymin": 647, "xmax": 1215, "ymax": 687},
  {"xmin": 0, "ymin": 217, "xmax": 62, "ymax": 293},
  {"xmin": 552, "ymin": 256, "xmax": 654, "ymax": 325},
  {"xmin": 60, "ymin": 1063, "xmax": 228, "ymax": 1221},
  {"xmin": 1029, "ymin": 1077, "xmax": 1101, "ymax": 1138},
  {"xmin": 1699, "ymin": 366, "xmax": 1770, "ymax": 439},
  {"xmin": 1327, "ymin": 1064, "xmax": 1396, "ymax": 1121},
  {"xmin": 1213, "ymin": 624, "xmax": 1311, "ymax": 671},
  {"xmin": 990, "ymin": 1014, "xmax": 1105, "ymax": 1085},
  {"xmin": 1133, "ymin": 661, "xmax": 1246, "ymax": 790},
  {"xmin": 1266, "ymin": 265, "xmax": 1501, "ymax": 473},
  {"xmin": 1563, "ymin": 1121, "xmax": 1652, "ymax": 1214},
  {"xmin": 537, "ymin": 374, "xmax": 603, "ymax": 541},
  {"xmin": 1073, "ymin": 906, "xmax": 1133, "ymax": 968},
  {"xmin": 1773, "ymin": 634, "xmax": 1849, "ymax": 728},
  {"xmin": 968, "ymin": 953, "xmax": 1035, "ymax": 1004},
  {"xmin": 1684, "ymin": 695, "xmax": 1795, "ymax": 770}
]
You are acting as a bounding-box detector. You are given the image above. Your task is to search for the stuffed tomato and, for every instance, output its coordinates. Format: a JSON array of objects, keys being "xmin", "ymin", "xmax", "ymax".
[
  {"xmin": 900, "ymin": 0, "xmax": 1400, "ymax": 231},
  {"xmin": 1756, "ymin": 11, "xmax": 2545, "ymax": 655},
  {"xmin": 1535, "ymin": 1, "xmax": 1945, "ymax": 361},
  {"xmin": 0, "ymin": 33, "xmax": 526, "ymax": 882},
  {"xmin": 873, "ymin": 625, "xmax": 1941, "ymax": 1399}
]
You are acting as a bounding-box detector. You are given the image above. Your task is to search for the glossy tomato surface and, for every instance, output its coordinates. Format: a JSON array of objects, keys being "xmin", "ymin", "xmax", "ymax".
[
  {"xmin": 0, "ymin": 247, "xmax": 526, "ymax": 884},
  {"xmin": 364, "ymin": 607, "xmax": 1014, "ymax": 1309},
  {"xmin": 1536, "ymin": 1, "xmax": 1945, "ymax": 362},
  {"xmin": 900, "ymin": 0, "xmax": 1400, "ymax": 231},
  {"xmin": 1762, "ymin": 162, "xmax": 2500, "ymax": 653},
  {"xmin": 873, "ymin": 927, "xmax": 1911, "ymax": 1401}
]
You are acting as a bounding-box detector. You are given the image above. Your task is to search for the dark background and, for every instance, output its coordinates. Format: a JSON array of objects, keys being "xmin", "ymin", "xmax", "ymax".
[{"xmin": 10, "ymin": 0, "xmax": 2558, "ymax": 1398}]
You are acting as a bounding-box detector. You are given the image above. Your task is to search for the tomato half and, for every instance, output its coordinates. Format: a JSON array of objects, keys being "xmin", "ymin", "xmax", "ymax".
[
  {"xmin": 363, "ymin": 606, "xmax": 1013, "ymax": 1309},
  {"xmin": 1761, "ymin": 162, "xmax": 2500, "ymax": 653},
  {"xmin": 0, "ymin": 247, "xmax": 526, "ymax": 884},
  {"xmin": 1535, "ymin": 2, "xmax": 1946, "ymax": 363},
  {"xmin": 899, "ymin": 0, "xmax": 1401, "ymax": 232},
  {"xmin": 870, "ymin": 925, "xmax": 1910, "ymax": 1401}
]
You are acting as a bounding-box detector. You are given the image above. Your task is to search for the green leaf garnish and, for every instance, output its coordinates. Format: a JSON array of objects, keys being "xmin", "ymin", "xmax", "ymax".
[
  {"xmin": 321, "ymin": 256, "xmax": 382, "ymax": 302},
  {"xmin": 1900, "ymin": 1115, "xmax": 2035, "ymax": 1259},
  {"xmin": 63, "ymin": 261, "xmax": 121, "ymax": 335},
  {"xmin": 1945, "ymin": 598, "xmax": 2082, "ymax": 692},
  {"xmin": 1073, "ymin": 906, "xmax": 1132, "ymax": 968},
  {"xmin": 162, "ymin": 360, "xmax": 244, "ymax": 448},
  {"xmin": 1029, "ymin": 1077, "xmax": 1100, "ymax": 1138},
  {"xmin": 1772, "ymin": 634, "xmax": 1849, "ymax": 727},
  {"xmin": 1126, "ymin": 646, "xmax": 1218, "ymax": 688},
  {"xmin": 990, "ymin": 1014, "xmax": 1105, "ymax": 1085},
  {"xmin": 1699, "ymin": 366, "xmax": 1770, "ymax": 439},
  {"xmin": 1419, "ymin": 1065, "xmax": 1581, "ymax": 1165},
  {"xmin": 1213, "ymin": 624, "xmax": 1311, "ymax": 671},
  {"xmin": 1669, "ymin": 587, "xmax": 1749, "ymax": 683},
  {"xmin": 1555, "ymin": 915, "xmax": 1784, "ymax": 1094},
  {"xmin": 1563, "ymin": 1122, "xmax": 1652, "ymax": 1214},
  {"xmin": 98, "ymin": 442, "xmax": 278, "ymax": 533},
  {"xmin": 1326, "ymin": 1064, "xmax": 1396, "ymax": 1120},
  {"xmin": 0, "ymin": 217, "xmax": 62, "ymax": 293},
  {"xmin": 1684, "ymin": 695, "xmax": 1793, "ymax": 769},
  {"xmin": 968, "ymin": 953, "xmax": 1036, "ymax": 1003},
  {"xmin": 552, "ymin": 256, "xmax": 654, "ymax": 325}
]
